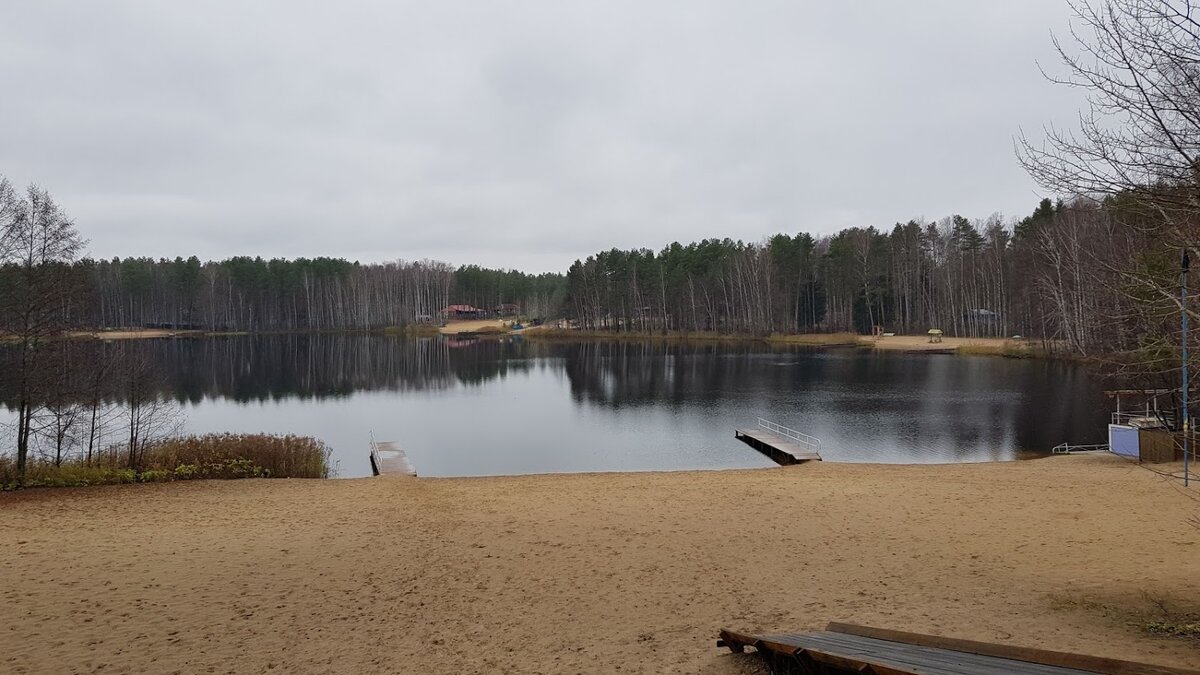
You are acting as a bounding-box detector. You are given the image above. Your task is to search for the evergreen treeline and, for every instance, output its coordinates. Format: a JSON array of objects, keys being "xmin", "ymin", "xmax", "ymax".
[
  {"xmin": 564, "ymin": 201, "xmax": 1062, "ymax": 338},
  {"xmin": 10, "ymin": 197, "xmax": 1123, "ymax": 345},
  {"xmin": 48, "ymin": 257, "xmax": 564, "ymax": 331},
  {"xmin": 0, "ymin": 193, "xmax": 1154, "ymax": 351},
  {"xmin": 451, "ymin": 265, "xmax": 567, "ymax": 318}
]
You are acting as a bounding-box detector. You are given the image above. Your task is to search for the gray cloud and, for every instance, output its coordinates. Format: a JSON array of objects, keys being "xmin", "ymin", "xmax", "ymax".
[{"xmin": 0, "ymin": 1, "xmax": 1087, "ymax": 272}]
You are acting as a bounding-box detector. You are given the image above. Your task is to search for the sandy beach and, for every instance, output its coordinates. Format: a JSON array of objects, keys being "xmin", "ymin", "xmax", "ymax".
[
  {"xmin": 440, "ymin": 318, "xmax": 510, "ymax": 334},
  {"xmin": 865, "ymin": 334, "xmax": 1017, "ymax": 351},
  {"xmin": 2, "ymin": 455, "xmax": 1197, "ymax": 674}
]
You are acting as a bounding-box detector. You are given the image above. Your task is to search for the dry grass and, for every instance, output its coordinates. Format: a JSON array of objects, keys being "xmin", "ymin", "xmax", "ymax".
[
  {"xmin": 1050, "ymin": 590, "xmax": 1200, "ymax": 647},
  {"xmin": 765, "ymin": 332, "xmax": 860, "ymax": 346},
  {"xmin": 115, "ymin": 433, "xmax": 333, "ymax": 479},
  {"xmin": 956, "ymin": 341, "xmax": 1044, "ymax": 358},
  {"xmin": 2, "ymin": 433, "xmax": 332, "ymax": 489}
]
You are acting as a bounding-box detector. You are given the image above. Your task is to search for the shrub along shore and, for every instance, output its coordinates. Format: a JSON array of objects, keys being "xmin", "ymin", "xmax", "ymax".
[{"xmin": 0, "ymin": 433, "xmax": 332, "ymax": 490}]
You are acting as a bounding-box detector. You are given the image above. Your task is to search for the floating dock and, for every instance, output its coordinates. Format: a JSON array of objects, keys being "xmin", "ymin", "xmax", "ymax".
[
  {"xmin": 369, "ymin": 440, "xmax": 416, "ymax": 477},
  {"xmin": 735, "ymin": 418, "xmax": 822, "ymax": 465},
  {"xmin": 718, "ymin": 623, "xmax": 1200, "ymax": 675}
]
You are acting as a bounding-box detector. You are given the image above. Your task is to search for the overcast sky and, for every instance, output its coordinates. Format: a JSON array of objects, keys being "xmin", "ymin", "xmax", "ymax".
[{"xmin": 0, "ymin": 1, "xmax": 1087, "ymax": 273}]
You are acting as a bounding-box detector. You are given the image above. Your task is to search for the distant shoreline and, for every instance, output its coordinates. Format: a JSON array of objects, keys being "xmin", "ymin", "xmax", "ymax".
[
  {"xmin": 522, "ymin": 327, "xmax": 1048, "ymax": 358},
  {"xmin": 49, "ymin": 325, "xmax": 1051, "ymax": 358}
]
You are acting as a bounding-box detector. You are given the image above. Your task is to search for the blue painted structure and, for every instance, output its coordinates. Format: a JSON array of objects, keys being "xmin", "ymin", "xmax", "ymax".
[{"xmin": 1108, "ymin": 424, "xmax": 1139, "ymax": 459}]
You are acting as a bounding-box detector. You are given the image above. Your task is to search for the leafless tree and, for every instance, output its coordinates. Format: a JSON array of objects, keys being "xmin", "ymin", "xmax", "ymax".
[
  {"xmin": 1016, "ymin": 1, "xmax": 1200, "ymax": 376},
  {"xmin": 1020, "ymin": 0, "xmax": 1200, "ymax": 232},
  {"xmin": 0, "ymin": 179, "xmax": 87, "ymax": 483},
  {"xmin": 0, "ymin": 179, "xmax": 20, "ymax": 262}
]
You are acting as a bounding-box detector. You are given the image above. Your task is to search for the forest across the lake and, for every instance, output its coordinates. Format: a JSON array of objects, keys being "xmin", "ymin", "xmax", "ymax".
[{"xmin": 0, "ymin": 195, "xmax": 1167, "ymax": 357}]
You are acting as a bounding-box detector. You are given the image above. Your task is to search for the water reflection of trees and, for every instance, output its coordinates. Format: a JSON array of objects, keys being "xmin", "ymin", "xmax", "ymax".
[
  {"xmin": 0, "ymin": 335, "xmax": 539, "ymax": 406},
  {"xmin": 159, "ymin": 335, "xmax": 453, "ymax": 403},
  {"xmin": 166, "ymin": 335, "xmax": 544, "ymax": 402},
  {"xmin": 555, "ymin": 342, "xmax": 1111, "ymax": 455},
  {"xmin": 0, "ymin": 337, "xmax": 1110, "ymax": 457},
  {"xmin": 559, "ymin": 341, "xmax": 830, "ymax": 407}
]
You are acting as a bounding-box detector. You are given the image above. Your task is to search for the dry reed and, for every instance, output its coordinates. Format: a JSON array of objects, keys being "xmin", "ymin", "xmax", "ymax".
[{"xmin": 3, "ymin": 433, "xmax": 332, "ymax": 489}]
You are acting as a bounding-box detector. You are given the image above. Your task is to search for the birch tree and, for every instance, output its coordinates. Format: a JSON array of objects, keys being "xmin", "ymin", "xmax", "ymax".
[{"xmin": 0, "ymin": 180, "xmax": 86, "ymax": 484}]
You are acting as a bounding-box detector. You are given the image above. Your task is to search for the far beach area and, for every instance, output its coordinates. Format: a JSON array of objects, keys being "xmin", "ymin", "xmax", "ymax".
[
  {"xmin": 61, "ymin": 322, "xmax": 1043, "ymax": 360},
  {"xmin": 1, "ymin": 454, "xmax": 1197, "ymax": 674}
]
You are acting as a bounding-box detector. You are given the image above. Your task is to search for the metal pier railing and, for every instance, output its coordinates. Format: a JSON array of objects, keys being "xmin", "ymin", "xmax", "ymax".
[
  {"xmin": 1051, "ymin": 442, "xmax": 1110, "ymax": 455},
  {"xmin": 757, "ymin": 417, "xmax": 822, "ymax": 455}
]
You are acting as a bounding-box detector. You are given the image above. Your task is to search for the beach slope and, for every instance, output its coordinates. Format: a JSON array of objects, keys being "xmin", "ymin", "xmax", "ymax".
[{"xmin": 1, "ymin": 455, "xmax": 1196, "ymax": 673}]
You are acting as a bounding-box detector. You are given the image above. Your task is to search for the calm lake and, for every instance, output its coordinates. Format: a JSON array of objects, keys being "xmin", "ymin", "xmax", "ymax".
[{"xmin": 9, "ymin": 334, "xmax": 1108, "ymax": 478}]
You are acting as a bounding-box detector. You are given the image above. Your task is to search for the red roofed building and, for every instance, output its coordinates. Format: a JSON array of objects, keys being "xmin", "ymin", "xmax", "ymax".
[{"xmin": 441, "ymin": 304, "xmax": 485, "ymax": 318}]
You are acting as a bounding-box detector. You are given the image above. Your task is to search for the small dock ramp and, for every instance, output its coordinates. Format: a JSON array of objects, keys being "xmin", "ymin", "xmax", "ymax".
[
  {"xmin": 1051, "ymin": 443, "xmax": 1111, "ymax": 455},
  {"xmin": 736, "ymin": 418, "xmax": 822, "ymax": 465},
  {"xmin": 718, "ymin": 623, "xmax": 1199, "ymax": 675},
  {"xmin": 369, "ymin": 437, "xmax": 416, "ymax": 477}
]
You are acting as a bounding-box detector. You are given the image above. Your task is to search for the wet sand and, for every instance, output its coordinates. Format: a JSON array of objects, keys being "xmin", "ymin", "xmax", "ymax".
[{"xmin": 1, "ymin": 455, "xmax": 1197, "ymax": 674}]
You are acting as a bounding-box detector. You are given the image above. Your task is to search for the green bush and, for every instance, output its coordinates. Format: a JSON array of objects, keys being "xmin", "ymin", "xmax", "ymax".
[
  {"xmin": 136, "ymin": 469, "xmax": 172, "ymax": 483},
  {"xmin": 195, "ymin": 458, "xmax": 269, "ymax": 479},
  {"xmin": 4, "ymin": 464, "xmax": 137, "ymax": 489},
  {"xmin": 173, "ymin": 463, "xmax": 198, "ymax": 479}
]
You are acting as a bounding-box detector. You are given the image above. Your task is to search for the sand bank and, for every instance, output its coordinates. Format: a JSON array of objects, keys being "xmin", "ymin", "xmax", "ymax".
[
  {"xmin": 1, "ymin": 455, "xmax": 1196, "ymax": 674},
  {"xmin": 864, "ymin": 334, "xmax": 1033, "ymax": 354},
  {"xmin": 440, "ymin": 319, "xmax": 511, "ymax": 334},
  {"xmin": 526, "ymin": 329, "xmax": 1037, "ymax": 356},
  {"xmin": 66, "ymin": 329, "xmax": 249, "ymax": 340},
  {"xmin": 58, "ymin": 327, "xmax": 1039, "ymax": 360}
]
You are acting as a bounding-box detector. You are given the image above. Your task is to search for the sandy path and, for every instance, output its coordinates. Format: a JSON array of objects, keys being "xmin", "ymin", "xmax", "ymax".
[{"xmin": 1, "ymin": 456, "xmax": 1197, "ymax": 674}]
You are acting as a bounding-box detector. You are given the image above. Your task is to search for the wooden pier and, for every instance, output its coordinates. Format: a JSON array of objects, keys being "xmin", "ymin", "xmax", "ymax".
[
  {"xmin": 369, "ymin": 439, "xmax": 416, "ymax": 477},
  {"xmin": 718, "ymin": 622, "xmax": 1200, "ymax": 675},
  {"xmin": 736, "ymin": 418, "xmax": 822, "ymax": 465}
]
